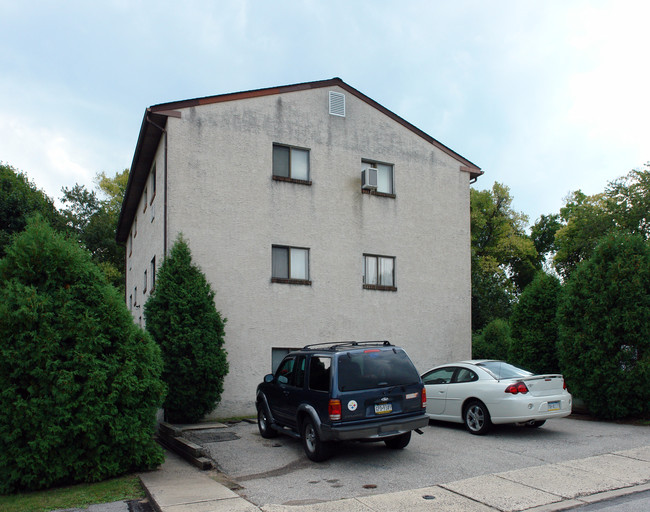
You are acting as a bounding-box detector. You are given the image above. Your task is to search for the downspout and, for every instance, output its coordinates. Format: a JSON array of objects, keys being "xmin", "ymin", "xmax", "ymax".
[{"xmin": 145, "ymin": 114, "xmax": 168, "ymax": 255}]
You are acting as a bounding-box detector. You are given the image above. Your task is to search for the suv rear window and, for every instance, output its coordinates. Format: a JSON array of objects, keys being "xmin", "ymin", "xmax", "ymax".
[{"xmin": 337, "ymin": 349, "xmax": 420, "ymax": 391}]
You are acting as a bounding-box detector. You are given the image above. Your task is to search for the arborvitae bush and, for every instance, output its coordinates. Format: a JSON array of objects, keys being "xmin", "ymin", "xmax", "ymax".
[
  {"xmin": 144, "ymin": 235, "xmax": 228, "ymax": 424},
  {"xmin": 0, "ymin": 216, "xmax": 165, "ymax": 493},
  {"xmin": 557, "ymin": 232, "xmax": 650, "ymax": 419},
  {"xmin": 472, "ymin": 318, "xmax": 511, "ymax": 360},
  {"xmin": 509, "ymin": 272, "xmax": 561, "ymax": 374}
]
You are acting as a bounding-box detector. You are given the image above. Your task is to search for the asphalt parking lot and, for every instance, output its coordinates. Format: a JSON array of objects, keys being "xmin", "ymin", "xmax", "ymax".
[{"xmin": 190, "ymin": 415, "xmax": 650, "ymax": 507}]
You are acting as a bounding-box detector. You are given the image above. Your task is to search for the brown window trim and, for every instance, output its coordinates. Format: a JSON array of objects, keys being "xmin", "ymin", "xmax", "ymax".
[
  {"xmin": 363, "ymin": 284, "xmax": 397, "ymax": 292},
  {"xmin": 272, "ymin": 176, "xmax": 312, "ymax": 186},
  {"xmin": 362, "ymin": 189, "xmax": 396, "ymax": 198},
  {"xmin": 272, "ymin": 278, "xmax": 312, "ymax": 286}
]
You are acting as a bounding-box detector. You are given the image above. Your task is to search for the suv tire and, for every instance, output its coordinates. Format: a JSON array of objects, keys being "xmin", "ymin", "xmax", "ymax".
[
  {"xmin": 384, "ymin": 431, "xmax": 411, "ymax": 449},
  {"xmin": 301, "ymin": 417, "xmax": 331, "ymax": 462},
  {"xmin": 258, "ymin": 406, "xmax": 278, "ymax": 439}
]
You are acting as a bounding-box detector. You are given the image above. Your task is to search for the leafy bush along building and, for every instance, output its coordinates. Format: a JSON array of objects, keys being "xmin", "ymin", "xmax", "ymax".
[{"xmin": 117, "ymin": 78, "xmax": 482, "ymax": 417}]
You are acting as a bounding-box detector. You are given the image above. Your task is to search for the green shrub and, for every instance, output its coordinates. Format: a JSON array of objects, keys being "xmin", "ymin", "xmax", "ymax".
[
  {"xmin": 509, "ymin": 272, "xmax": 561, "ymax": 374},
  {"xmin": 472, "ymin": 318, "xmax": 511, "ymax": 360},
  {"xmin": 144, "ymin": 235, "xmax": 228, "ymax": 424},
  {"xmin": 557, "ymin": 232, "xmax": 650, "ymax": 419},
  {"xmin": 0, "ymin": 216, "xmax": 165, "ymax": 494}
]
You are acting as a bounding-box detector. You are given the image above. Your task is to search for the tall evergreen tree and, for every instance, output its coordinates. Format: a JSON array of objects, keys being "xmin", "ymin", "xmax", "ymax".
[
  {"xmin": 509, "ymin": 271, "xmax": 561, "ymax": 374},
  {"xmin": 0, "ymin": 215, "xmax": 165, "ymax": 493},
  {"xmin": 557, "ymin": 232, "xmax": 650, "ymax": 419},
  {"xmin": 472, "ymin": 318, "xmax": 511, "ymax": 360},
  {"xmin": 144, "ymin": 235, "xmax": 229, "ymax": 423}
]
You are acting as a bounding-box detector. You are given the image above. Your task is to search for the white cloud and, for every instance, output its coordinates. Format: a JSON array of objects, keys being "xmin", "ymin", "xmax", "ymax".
[
  {"xmin": 566, "ymin": 2, "xmax": 650, "ymax": 161},
  {"xmin": 1, "ymin": 0, "xmax": 647, "ymax": 225},
  {"xmin": 0, "ymin": 113, "xmax": 112, "ymax": 206}
]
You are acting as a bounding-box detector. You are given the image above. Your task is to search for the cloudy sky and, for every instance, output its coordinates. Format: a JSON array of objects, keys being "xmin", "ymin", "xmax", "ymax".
[{"xmin": 1, "ymin": 0, "xmax": 648, "ymax": 226}]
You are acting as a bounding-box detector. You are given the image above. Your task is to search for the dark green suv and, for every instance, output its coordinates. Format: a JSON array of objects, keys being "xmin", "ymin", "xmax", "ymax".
[{"xmin": 255, "ymin": 341, "xmax": 428, "ymax": 461}]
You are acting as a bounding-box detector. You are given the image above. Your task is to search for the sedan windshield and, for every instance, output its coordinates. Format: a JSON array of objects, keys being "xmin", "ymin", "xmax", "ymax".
[{"xmin": 477, "ymin": 361, "xmax": 533, "ymax": 380}]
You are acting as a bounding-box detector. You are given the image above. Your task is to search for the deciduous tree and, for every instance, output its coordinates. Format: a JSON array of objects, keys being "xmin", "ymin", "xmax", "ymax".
[
  {"xmin": 553, "ymin": 164, "xmax": 649, "ymax": 280},
  {"xmin": 470, "ymin": 182, "xmax": 539, "ymax": 330},
  {"xmin": 60, "ymin": 169, "xmax": 128, "ymax": 289},
  {"xmin": 0, "ymin": 162, "xmax": 66, "ymax": 257}
]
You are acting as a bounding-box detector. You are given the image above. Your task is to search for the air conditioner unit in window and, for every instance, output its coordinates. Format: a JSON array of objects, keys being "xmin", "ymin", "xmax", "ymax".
[{"xmin": 362, "ymin": 168, "xmax": 378, "ymax": 190}]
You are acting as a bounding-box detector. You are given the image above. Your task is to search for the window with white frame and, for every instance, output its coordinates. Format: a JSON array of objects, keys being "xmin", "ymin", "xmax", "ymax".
[
  {"xmin": 273, "ymin": 144, "xmax": 310, "ymax": 183},
  {"xmin": 363, "ymin": 254, "xmax": 396, "ymax": 291},
  {"xmin": 272, "ymin": 245, "xmax": 310, "ymax": 284},
  {"xmin": 361, "ymin": 160, "xmax": 394, "ymax": 195}
]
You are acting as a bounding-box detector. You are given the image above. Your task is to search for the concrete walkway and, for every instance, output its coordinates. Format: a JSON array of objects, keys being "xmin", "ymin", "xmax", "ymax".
[{"xmin": 139, "ymin": 445, "xmax": 650, "ymax": 512}]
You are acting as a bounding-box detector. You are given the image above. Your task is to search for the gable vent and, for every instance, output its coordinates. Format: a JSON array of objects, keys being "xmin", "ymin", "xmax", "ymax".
[{"xmin": 329, "ymin": 91, "xmax": 345, "ymax": 117}]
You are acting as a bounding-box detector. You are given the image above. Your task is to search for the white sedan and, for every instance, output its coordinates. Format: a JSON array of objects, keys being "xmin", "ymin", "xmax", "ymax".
[{"xmin": 421, "ymin": 360, "xmax": 572, "ymax": 435}]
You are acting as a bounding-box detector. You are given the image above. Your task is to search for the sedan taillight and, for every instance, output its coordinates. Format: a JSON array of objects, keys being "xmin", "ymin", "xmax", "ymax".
[
  {"xmin": 329, "ymin": 399, "xmax": 341, "ymax": 421},
  {"xmin": 505, "ymin": 381, "xmax": 529, "ymax": 394}
]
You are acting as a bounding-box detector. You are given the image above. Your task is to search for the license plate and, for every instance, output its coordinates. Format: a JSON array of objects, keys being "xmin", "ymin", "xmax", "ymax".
[
  {"xmin": 548, "ymin": 401, "xmax": 560, "ymax": 411},
  {"xmin": 375, "ymin": 403, "xmax": 392, "ymax": 414}
]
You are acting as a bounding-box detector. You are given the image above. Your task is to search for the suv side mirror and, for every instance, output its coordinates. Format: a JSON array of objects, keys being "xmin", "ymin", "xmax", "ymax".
[{"xmin": 264, "ymin": 374, "xmax": 274, "ymax": 384}]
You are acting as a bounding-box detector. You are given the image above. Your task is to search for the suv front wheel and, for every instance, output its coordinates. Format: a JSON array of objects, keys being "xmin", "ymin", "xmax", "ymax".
[
  {"xmin": 301, "ymin": 417, "xmax": 331, "ymax": 462},
  {"xmin": 258, "ymin": 406, "xmax": 278, "ymax": 439}
]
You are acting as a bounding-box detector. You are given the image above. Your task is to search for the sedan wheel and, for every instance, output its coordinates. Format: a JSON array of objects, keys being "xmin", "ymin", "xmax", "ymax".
[{"xmin": 464, "ymin": 400, "xmax": 491, "ymax": 435}]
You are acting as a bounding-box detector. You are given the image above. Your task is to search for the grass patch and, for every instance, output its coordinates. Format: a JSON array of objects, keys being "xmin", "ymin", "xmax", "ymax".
[{"xmin": 0, "ymin": 474, "xmax": 146, "ymax": 512}]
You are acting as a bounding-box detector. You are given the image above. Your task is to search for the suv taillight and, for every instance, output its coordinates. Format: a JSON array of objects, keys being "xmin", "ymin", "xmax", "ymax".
[
  {"xmin": 421, "ymin": 387, "xmax": 427, "ymax": 408},
  {"xmin": 505, "ymin": 381, "xmax": 529, "ymax": 394},
  {"xmin": 329, "ymin": 399, "xmax": 341, "ymax": 421}
]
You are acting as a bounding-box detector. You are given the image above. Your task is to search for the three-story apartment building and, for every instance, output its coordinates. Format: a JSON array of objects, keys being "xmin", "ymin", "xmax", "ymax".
[{"xmin": 117, "ymin": 78, "xmax": 482, "ymax": 417}]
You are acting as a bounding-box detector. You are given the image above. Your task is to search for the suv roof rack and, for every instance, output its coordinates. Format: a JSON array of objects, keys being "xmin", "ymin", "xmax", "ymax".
[{"xmin": 302, "ymin": 340, "xmax": 392, "ymax": 351}]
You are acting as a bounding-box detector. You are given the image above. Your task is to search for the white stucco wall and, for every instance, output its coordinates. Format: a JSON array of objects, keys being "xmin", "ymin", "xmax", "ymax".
[
  {"xmin": 127, "ymin": 85, "xmax": 472, "ymax": 418},
  {"xmin": 126, "ymin": 146, "xmax": 164, "ymax": 325}
]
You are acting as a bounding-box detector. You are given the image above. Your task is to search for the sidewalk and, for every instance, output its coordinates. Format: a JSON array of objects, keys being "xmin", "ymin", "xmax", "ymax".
[{"xmin": 139, "ymin": 445, "xmax": 650, "ymax": 512}]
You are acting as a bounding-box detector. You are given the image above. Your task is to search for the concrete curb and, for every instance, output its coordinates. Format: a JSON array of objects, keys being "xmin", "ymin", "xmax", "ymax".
[{"xmin": 140, "ymin": 445, "xmax": 650, "ymax": 511}]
